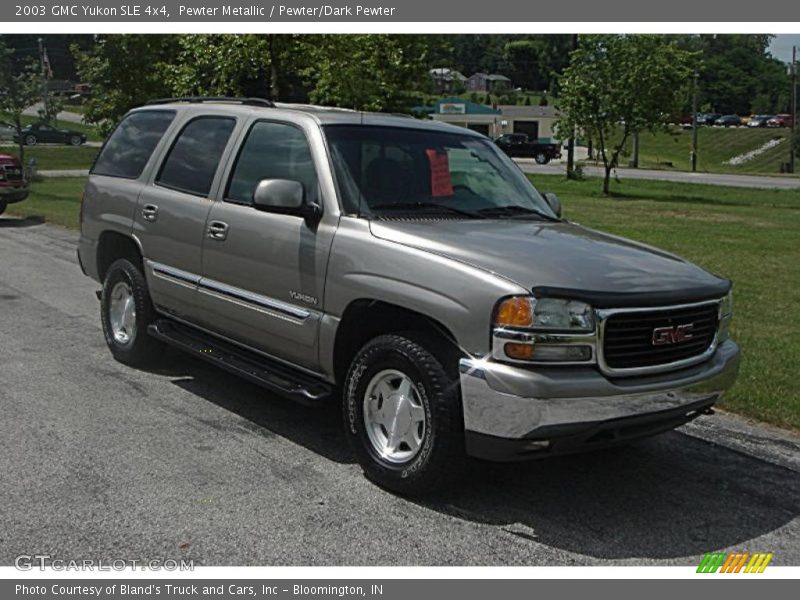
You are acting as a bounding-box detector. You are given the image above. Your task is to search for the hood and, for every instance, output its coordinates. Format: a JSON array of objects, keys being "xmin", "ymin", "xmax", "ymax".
[{"xmin": 369, "ymin": 218, "xmax": 730, "ymax": 308}]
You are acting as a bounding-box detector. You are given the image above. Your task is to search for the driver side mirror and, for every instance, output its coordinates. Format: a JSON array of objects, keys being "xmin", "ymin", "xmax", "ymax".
[
  {"xmin": 543, "ymin": 192, "xmax": 561, "ymax": 218},
  {"xmin": 253, "ymin": 178, "xmax": 321, "ymax": 223}
]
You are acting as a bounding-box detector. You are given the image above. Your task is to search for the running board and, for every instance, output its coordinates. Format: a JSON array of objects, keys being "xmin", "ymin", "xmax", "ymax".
[{"xmin": 148, "ymin": 319, "xmax": 333, "ymax": 406}]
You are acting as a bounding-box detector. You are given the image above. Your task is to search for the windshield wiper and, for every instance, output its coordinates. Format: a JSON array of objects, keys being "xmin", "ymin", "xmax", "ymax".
[
  {"xmin": 370, "ymin": 202, "xmax": 485, "ymax": 219},
  {"xmin": 478, "ymin": 205, "xmax": 559, "ymax": 221}
]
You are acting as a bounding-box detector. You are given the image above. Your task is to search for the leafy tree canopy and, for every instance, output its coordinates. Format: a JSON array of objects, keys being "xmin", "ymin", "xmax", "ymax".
[{"xmin": 557, "ymin": 35, "xmax": 696, "ymax": 194}]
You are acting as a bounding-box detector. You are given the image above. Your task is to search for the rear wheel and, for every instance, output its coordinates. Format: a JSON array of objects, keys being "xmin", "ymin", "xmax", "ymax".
[
  {"xmin": 100, "ymin": 258, "xmax": 163, "ymax": 366},
  {"xmin": 68, "ymin": 135, "xmax": 82, "ymax": 146},
  {"xmin": 0, "ymin": 200, "xmax": 6, "ymax": 215},
  {"xmin": 343, "ymin": 334, "xmax": 465, "ymax": 495},
  {"xmin": 24, "ymin": 134, "xmax": 37, "ymax": 146},
  {"xmin": 535, "ymin": 152, "xmax": 550, "ymax": 164}
]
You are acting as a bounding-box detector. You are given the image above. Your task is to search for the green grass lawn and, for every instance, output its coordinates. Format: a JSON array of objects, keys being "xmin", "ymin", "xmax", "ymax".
[
  {"xmin": 0, "ymin": 112, "xmax": 102, "ymax": 142},
  {"xmin": 1, "ymin": 145, "xmax": 99, "ymax": 171},
  {"xmin": 6, "ymin": 177, "xmax": 86, "ymax": 229},
  {"xmin": 8, "ymin": 174, "xmax": 800, "ymax": 431},
  {"xmin": 62, "ymin": 104, "xmax": 88, "ymax": 116},
  {"xmin": 593, "ymin": 127, "xmax": 795, "ymax": 176}
]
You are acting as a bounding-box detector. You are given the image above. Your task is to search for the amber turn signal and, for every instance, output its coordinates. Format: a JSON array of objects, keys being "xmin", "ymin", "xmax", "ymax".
[
  {"xmin": 504, "ymin": 342, "xmax": 535, "ymax": 360},
  {"xmin": 495, "ymin": 297, "xmax": 534, "ymax": 328}
]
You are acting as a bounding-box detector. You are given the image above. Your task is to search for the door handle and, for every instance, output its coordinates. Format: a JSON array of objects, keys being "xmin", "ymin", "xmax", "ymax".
[
  {"xmin": 207, "ymin": 221, "xmax": 229, "ymax": 241},
  {"xmin": 142, "ymin": 204, "xmax": 159, "ymax": 222}
]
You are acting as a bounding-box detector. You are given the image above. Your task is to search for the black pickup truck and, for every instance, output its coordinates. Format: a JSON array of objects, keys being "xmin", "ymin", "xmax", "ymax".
[{"xmin": 494, "ymin": 133, "xmax": 562, "ymax": 164}]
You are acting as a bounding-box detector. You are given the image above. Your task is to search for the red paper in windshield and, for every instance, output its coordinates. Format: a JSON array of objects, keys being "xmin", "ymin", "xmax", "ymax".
[{"xmin": 425, "ymin": 149, "xmax": 454, "ymax": 197}]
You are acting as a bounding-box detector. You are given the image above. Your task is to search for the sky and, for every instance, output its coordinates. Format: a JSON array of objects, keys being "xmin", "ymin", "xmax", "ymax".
[{"xmin": 769, "ymin": 34, "xmax": 799, "ymax": 63}]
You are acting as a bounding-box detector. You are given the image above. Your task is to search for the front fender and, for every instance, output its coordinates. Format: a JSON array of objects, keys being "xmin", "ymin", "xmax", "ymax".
[{"xmin": 322, "ymin": 217, "xmax": 527, "ymax": 364}]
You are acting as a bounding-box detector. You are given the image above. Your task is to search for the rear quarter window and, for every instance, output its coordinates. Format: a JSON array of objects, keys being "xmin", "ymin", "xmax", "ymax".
[
  {"xmin": 91, "ymin": 110, "xmax": 176, "ymax": 179},
  {"xmin": 156, "ymin": 116, "xmax": 236, "ymax": 197}
]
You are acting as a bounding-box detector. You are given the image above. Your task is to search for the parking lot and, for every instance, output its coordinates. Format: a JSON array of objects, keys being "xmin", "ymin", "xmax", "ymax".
[{"xmin": 1, "ymin": 217, "xmax": 799, "ymax": 566}]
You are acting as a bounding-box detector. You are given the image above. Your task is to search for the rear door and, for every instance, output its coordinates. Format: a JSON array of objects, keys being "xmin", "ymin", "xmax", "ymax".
[
  {"xmin": 134, "ymin": 114, "xmax": 238, "ymax": 323},
  {"xmin": 196, "ymin": 119, "xmax": 336, "ymax": 371}
]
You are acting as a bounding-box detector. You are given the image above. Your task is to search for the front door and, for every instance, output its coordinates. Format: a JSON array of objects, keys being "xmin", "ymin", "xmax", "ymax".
[
  {"xmin": 135, "ymin": 114, "xmax": 238, "ymax": 323},
  {"xmin": 197, "ymin": 120, "xmax": 335, "ymax": 372}
]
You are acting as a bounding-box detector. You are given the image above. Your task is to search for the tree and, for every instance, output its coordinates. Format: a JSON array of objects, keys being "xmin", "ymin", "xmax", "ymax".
[
  {"xmin": 557, "ymin": 35, "xmax": 695, "ymax": 195},
  {"xmin": 0, "ymin": 41, "xmax": 41, "ymax": 166},
  {"xmin": 503, "ymin": 36, "xmax": 574, "ymax": 93},
  {"xmin": 166, "ymin": 35, "xmax": 313, "ymax": 101},
  {"xmin": 72, "ymin": 35, "xmax": 178, "ymax": 134},
  {"xmin": 304, "ymin": 35, "xmax": 429, "ymax": 112},
  {"xmin": 167, "ymin": 35, "xmax": 270, "ymax": 98},
  {"xmin": 691, "ymin": 35, "xmax": 790, "ymax": 114},
  {"xmin": 39, "ymin": 93, "xmax": 64, "ymax": 125}
]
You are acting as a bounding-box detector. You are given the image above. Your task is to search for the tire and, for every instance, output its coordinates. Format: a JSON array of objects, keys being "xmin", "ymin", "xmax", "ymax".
[
  {"xmin": 100, "ymin": 258, "xmax": 163, "ymax": 367},
  {"xmin": 24, "ymin": 135, "xmax": 37, "ymax": 146},
  {"xmin": 343, "ymin": 333, "xmax": 465, "ymax": 495},
  {"xmin": 535, "ymin": 152, "xmax": 550, "ymax": 165},
  {"xmin": 68, "ymin": 135, "xmax": 82, "ymax": 146},
  {"xmin": 0, "ymin": 200, "xmax": 6, "ymax": 216}
]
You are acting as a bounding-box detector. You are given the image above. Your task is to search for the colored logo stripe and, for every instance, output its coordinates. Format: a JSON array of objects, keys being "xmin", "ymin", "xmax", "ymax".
[{"xmin": 697, "ymin": 552, "xmax": 773, "ymax": 573}]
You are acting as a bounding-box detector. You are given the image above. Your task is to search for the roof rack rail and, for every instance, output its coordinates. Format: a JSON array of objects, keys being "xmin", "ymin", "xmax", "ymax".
[{"xmin": 145, "ymin": 96, "xmax": 275, "ymax": 108}]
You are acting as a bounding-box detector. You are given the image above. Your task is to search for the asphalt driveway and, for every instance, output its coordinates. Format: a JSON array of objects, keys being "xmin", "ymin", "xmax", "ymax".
[{"xmin": 0, "ymin": 216, "xmax": 798, "ymax": 566}]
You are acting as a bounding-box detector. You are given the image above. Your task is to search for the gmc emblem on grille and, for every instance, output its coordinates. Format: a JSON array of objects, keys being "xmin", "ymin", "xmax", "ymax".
[{"xmin": 652, "ymin": 323, "xmax": 694, "ymax": 346}]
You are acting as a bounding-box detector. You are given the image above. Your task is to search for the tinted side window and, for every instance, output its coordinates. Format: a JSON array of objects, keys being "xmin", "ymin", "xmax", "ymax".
[
  {"xmin": 226, "ymin": 121, "xmax": 318, "ymax": 205},
  {"xmin": 92, "ymin": 110, "xmax": 175, "ymax": 179},
  {"xmin": 156, "ymin": 116, "xmax": 236, "ymax": 197}
]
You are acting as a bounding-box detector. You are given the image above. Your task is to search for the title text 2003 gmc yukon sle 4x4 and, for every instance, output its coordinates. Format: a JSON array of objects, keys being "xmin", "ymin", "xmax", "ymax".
[{"xmin": 77, "ymin": 98, "xmax": 739, "ymax": 495}]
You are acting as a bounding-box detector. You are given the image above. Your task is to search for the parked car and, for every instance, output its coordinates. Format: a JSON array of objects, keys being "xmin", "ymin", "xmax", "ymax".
[
  {"xmin": 14, "ymin": 122, "xmax": 87, "ymax": 146},
  {"xmin": 748, "ymin": 115, "xmax": 774, "ymax": 128},
  {"xmin": 0, "ymin": 153, "xmax": 29, "ymax": 215},
  {"xmin": 767, "ymin": 114, "xmax": 794, "ymax": 128},
  {"xmin": 0, "ymin": 121, "xmax": 17, "ymax": 142},
  {"xmin": 715, "ymin": 115, "xmax": 742, "ymax": 127},
  {"xmin": 494, "ymin": 133, "xmax": 562, "ymax": 164},
  {"xmin": 696, "ymin": 113, "xmax": 721, "ymax": 126},
  {"xmin": 78, "ymin": 98, "xmax": 739, "ymax": 494}
]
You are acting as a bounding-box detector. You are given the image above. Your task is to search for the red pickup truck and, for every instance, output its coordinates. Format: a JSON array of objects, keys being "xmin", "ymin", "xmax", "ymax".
[{"xmin": 0, "ymin": 153, "xmax": 29, "ymax": 215}]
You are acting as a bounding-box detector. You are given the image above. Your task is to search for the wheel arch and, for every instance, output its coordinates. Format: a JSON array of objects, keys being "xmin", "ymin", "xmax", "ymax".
[
  {"xmin": 96, "ymin": 231, "xmax": 144, "ymax": 282},
  {"xmin": 331, "ymin": 299, "xmax": 465, "ymax": 386}
]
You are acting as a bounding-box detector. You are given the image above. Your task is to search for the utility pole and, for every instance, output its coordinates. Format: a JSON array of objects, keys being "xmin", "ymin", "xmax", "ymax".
[
  {"xmin": 791, "ymin": 45, "xmax": 797, "ymax": 175},
  {"xmin": 630, "ymin": 132, "xmax": 640, "ymax": 169},
  {"xmin": 37, "ymin": 37, "xmax": 48, "ymax": 121},
  {"xmin": 691, "ymin": 71, "xmax": 699, "ymax": 173},
  {"xmin": 566, "ymin": 33, "xmax": 578, "ymax": 178}
]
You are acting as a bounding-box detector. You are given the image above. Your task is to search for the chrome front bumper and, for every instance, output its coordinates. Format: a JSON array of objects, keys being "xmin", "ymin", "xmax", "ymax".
[{"xmin": 459, "ymin": 339, "xmax": 740, "ymax": 460}]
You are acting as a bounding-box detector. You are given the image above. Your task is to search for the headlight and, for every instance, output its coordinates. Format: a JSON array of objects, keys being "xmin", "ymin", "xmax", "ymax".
[{"xmin": 494, "ymin": 296, "xmax": 595, "ymax": 332}]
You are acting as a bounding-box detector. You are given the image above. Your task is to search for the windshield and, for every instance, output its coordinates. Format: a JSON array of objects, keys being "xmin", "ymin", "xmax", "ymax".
[{"xmin": 324, "ymin": 125, "xmax": 555, "ymax": 220}]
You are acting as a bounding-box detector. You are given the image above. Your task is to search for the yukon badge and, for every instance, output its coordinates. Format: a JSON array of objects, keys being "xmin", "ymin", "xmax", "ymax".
[
  {"xmin": 652, "ymin": 323, "xmax": 694, "ymax": 346},
  {"xmin": 289, "ymin": 290, "xmax": 318, "ymax": 306}
]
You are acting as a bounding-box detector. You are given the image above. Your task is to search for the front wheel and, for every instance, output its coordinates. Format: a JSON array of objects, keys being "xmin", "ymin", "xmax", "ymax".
[
  {"xmin": 343, "ymin": 334, "xmax": 465, "ymax": 495},
  {"xmin": 535, "ymin": 152, "xmax": 550, "ymax": 164},
  {"xmin": 100, "ymin": 258, "xmax": 163, "ymax": 366},
  {"xmin": 0, "ymin": 200, "xmax": 7, "ymax": 216}
]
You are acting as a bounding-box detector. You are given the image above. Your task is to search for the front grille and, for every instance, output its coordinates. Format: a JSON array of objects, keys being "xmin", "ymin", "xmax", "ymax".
[
  {"xmin": 602, "ymin": 303, "xmax": 719, "ymax": 370},
  {"xmin": 2, "ymin": 164, "xmax": 23, "ymax": 181}
]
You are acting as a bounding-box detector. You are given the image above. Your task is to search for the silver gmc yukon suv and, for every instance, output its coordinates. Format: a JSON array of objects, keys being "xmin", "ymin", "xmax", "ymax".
[{"xmin": 78, "ymin": 97, "xmax": 740, "ymax": 494}]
